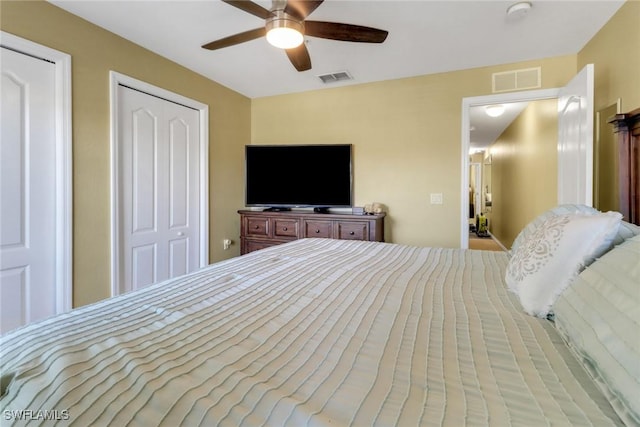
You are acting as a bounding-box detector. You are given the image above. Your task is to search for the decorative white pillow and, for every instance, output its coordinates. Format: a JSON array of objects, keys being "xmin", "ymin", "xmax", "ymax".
[
  {"xmin": 505, "ymin": 211, "xmax": 622, "ymax": 317},
  {"xmin": 509, "ymin": 204, "xmax": 600, "ymax": 256}
]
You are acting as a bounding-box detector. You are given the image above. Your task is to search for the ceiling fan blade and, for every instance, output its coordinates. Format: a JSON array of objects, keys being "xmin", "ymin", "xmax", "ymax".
[
  {"xmin": 285, "ymin": 43, "xmax": 312, "ymax": 72},
  {"xmin": 221, "ymin": 0, "xmax": 272, "ymax": 19},
  {"xmin": 284, "ymin": 0, "xmax": 323, "ymax": 20},
  {"xmin": 202, "ymin": 27, "xmax": 266, "ymax": 50},
  {"xmin": 305, "ymin": 21, "xmax": 388, "ymax": 43}
]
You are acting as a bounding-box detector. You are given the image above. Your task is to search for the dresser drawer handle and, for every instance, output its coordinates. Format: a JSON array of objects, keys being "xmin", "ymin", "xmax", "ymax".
[
  {"xmin": 283, "ymin": 227, "xmax": 288, "ymax": 231},
  {"xmin": 254, "ymin": 225, "xmax": 260, "ymax": 229},
  {"xmin": 349, "ymin": 231, "xmax": 355, "ymax": 235},
  {"xmin": 315, "ymin": 229, "xmax": 320, "ymax": 233}
]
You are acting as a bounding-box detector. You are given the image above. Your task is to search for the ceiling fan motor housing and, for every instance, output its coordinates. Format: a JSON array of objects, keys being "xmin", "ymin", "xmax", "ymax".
[
  {"xmin": 266, "ymin": 9, "xmax": 305, "ymax": 36},
  {"xmin": 265, "ymin": 7, "xmax": 305, "ymax": 49}
]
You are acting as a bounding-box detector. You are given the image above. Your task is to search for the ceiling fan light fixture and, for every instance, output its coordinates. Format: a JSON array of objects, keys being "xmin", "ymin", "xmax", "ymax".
[
  {"xmin": 267, "ymin": 27, "xmax": 304, "ymax": 49},
  {"xmin": 485, "ymin": 104, "xmax": 506, "ymax": 117},
  {"xmin": 266, "ymin": 12, "xmax": 304, "ymax": 49}
]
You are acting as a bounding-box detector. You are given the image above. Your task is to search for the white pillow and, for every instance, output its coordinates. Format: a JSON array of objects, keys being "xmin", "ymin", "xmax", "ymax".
[
  {"xmin": 509, "ymin": 204, "xmax": 599, "ymax": 256},
  {"xmin": 505, "ymin": 211, "xmax": 622, "ymax": 317}
]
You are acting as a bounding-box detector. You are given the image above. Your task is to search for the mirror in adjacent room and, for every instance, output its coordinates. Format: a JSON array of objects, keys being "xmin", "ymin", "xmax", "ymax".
[
  {"xmin": 483, "ymin": 154, "xmax": 492, "ymax": 213},
  {"xmin": 469, "ymin": 161, "xmax": 481, "ymax": 221}
]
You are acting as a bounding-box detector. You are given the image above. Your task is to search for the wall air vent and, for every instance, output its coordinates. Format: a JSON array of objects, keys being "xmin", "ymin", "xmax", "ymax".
[
  {"xmin": 317, "ymin": 71, "xmax": 353, "ymax": 84},
  {"xmin": 492, "ymin": 67, "xmax": 541, "ymax": 93}
]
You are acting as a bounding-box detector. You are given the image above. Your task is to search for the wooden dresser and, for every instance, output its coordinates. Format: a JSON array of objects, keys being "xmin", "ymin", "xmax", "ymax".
[
  {"xmin": 239, "ymin": 210, "xmax": 386, "ymax": 254},
  {"xmin": 609, "ymin": 108, "xmax": 640, "ymax": 225}
]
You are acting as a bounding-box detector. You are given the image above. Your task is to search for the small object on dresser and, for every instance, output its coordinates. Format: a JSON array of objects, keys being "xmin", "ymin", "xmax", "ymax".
[
  {"xmin": 365, "ymin": 202, "xmax": 385, "ymax": 215},
  {"xmin": 352, "ymin": 206, "xmax": 365, "ymax": 215}
]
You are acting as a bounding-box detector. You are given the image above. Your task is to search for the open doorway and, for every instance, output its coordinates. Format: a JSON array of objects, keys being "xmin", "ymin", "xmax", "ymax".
[
  {"xmin": 460, "ymin": 65, "xmax": 594, "ymax": 249},
  {"xmin": 467, "ymin": 101, "xmax": 529, "ymax": 228},
  {"xmin": 472, "ymin": 99, "xmax": 560, "ymax": 249},
  {"xmin": 460, "ymin": 88, "xmax": 560, "ymax": 249},
  {"xmin": 467, "ymin": 158, "xmax": 504, "ymax": 251}
]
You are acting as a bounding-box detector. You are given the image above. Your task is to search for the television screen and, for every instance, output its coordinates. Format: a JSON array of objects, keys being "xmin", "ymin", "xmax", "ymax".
[{"xmin": 245, "ymin": 144, "xmax": 352, "ymax": 209}]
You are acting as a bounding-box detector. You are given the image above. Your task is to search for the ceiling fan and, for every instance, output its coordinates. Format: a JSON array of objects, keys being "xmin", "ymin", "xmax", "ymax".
[{"xmin": 202, "ymin": 0, "xmax": 389, "ymax": 72}]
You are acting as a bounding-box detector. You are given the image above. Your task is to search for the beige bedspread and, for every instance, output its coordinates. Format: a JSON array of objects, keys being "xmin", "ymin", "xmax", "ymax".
[{"xmin": 0, "ymin": 239, "xmax": 621, "ymax": 426}]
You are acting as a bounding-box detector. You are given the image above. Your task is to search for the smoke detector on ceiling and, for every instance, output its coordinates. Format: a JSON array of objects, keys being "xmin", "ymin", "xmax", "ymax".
[{"xmin": 507, "ymin": 2, "xmax": 532, "ymax": 19}]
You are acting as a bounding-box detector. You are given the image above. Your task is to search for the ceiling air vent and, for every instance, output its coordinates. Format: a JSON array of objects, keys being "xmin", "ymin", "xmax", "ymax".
[
  {"xmin": 317, "ymin": 71, "xmax": 353, "ymax": 84},
  {"xmin": 492, "ymin": 67, "xmax": 541, "ymax": 93}
]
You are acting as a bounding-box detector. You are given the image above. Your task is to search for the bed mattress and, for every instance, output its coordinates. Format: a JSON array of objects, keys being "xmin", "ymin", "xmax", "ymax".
[{"xmin": 0, "ymin": 239, "xmax": 621, "ymax": 426}]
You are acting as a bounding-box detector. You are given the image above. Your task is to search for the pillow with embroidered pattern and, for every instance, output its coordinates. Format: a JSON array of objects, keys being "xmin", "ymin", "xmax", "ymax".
[
  {"xmin": 505, "ymin": 211, "xmax": 622, "ymax": 317},
  {"xmin": 509, "ymin": 204, "xmax": 599, "ymax": 256}
]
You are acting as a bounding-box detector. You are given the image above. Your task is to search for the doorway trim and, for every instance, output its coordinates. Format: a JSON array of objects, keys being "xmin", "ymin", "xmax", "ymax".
[
  {"xmin": 460, "ymin": 88, "xmax": 559, "ymax": 249},
  {"xmin": 109, "ymin": 71, "xmax": 209, "ymax": 296},
  {"xmin": 1, "ymin": 32, "xmax": 73, "ymax": 312}
]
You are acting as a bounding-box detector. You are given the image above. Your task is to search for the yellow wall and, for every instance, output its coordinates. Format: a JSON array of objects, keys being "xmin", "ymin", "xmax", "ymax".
[
  {"xmin": 252, "ymin": 57, "xmax": 576, "ymax": 247},
  {"xmin": 595, "ymin": 103, "xmax": 621, "ymax": 212},
  {"xmin": 252, "ymin": 1, "xmax": 637, "ymax": 249},
  {"xmin": 486, "ymin": 1, "xmax": 639, "ymax": 244},
  {"xmin": 578, "ymin": 0, "xmax": 640, "ymax": 113},
  {"xmin": 1, "ymin": 1, "xmax": 250, "ymax": 307},
  {"xmin": 579, "ymin": 0, "xmax": 640, "ymax": 213},
  {"xmin": 487, "ymin": 100, "xmax": 558, "ymax": 248},
  {"xmin": 1, "ymin": 0, "xmax": 636, "ymax": 307}
]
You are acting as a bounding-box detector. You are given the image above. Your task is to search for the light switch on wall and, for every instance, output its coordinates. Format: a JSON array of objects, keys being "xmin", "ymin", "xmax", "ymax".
[{"xmin": 430, "ymin": 193, "xmax": 443, "ymax": 205}]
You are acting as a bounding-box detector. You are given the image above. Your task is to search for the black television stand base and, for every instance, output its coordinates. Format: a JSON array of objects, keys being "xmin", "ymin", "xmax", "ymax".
[
  {"xmin": 263, "ymin": 207, "xmax": 291, "ymax": 212},
  {"xmin": 313, "ymin": 207, "xmax": 330, "ymax": 214}
]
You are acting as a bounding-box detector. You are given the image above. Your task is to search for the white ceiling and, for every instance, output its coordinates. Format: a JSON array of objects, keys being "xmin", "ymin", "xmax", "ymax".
[
  {"xmin": 470, "ymin": 101, "xmax": 529, "ymax": 151},
  {"xmin": 47, "ymin": 0, "xmax": 624, "ymax": 148}
]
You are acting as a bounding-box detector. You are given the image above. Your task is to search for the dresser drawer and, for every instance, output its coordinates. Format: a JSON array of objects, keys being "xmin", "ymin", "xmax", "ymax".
[
  {"xmin": 245, "ymin": 217, "xmax": 269, "ymax": 237},
  {"xmin": 303, "ymin": 220, "xmax": 333, "ymax": 238},
  {"xmin": 244, "ymin": 239, "xmax": 277, "ymax": 254},
  {"xmin": 239, "ymin": 210, "xmax": 385, "ymax": 255},
  {"xmin": 274, "ymin": 219, "xmax": 299, "ymax": 238},
  {"xmin": 336, "ymin": 221, "xmax": 369, "ymax": 240}
]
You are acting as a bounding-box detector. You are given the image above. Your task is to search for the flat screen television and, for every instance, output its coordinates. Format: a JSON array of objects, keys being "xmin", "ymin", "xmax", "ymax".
[{"xmin": 245, "ymin": 144, "xmax": 352, "ymax": 210}]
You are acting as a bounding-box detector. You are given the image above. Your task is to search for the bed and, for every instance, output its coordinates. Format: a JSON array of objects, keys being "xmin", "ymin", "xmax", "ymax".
[{"xmin": 1, "ymin": 207, "xmax": 639, "ymax": 426}]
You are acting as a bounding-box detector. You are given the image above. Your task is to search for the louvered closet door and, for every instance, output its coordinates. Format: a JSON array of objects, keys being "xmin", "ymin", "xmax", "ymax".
[{"xmin": 118, "ymin": 86, "xmax": 200, "ymax": 292}]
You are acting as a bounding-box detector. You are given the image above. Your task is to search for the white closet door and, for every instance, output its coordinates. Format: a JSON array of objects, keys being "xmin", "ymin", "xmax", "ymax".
[
  {"xmin": 118, "ymin": 86, "xmax": 200, "ymax": 292},
  {"xmin": 1, "ymin": 47, "xmax": 56, "ymax": 332}
]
